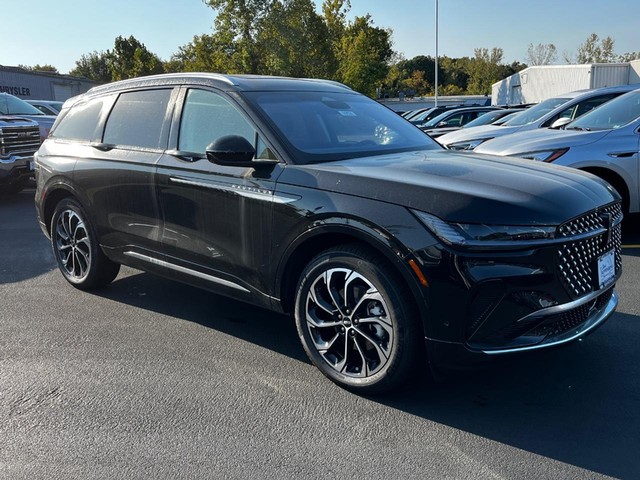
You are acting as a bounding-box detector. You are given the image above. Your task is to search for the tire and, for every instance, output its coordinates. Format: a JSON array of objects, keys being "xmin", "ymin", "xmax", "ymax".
[
  {"xmin": 294, "ymin": 244, "xmax": 423, "ymax": 394},
  {"xmin": 50, "ymin": 198, "xmax": 120, "ymax": 290}
]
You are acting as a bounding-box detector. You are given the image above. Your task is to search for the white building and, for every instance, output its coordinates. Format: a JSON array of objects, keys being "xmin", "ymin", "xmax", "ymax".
[
  {"xmin": 492, "ymin": 60, "xmax": 640, "ymax": 105},
  {"xmin": 0, "ymin": 65, "xmax": 98, "ymax": 101}
]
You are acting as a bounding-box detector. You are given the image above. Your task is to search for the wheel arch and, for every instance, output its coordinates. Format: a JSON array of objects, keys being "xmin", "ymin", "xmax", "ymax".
[
  {"xmin": 41, "ymin": 184, "xmax": 77, "ymax": 235},
  {"xmin": 580, "ymin": 166, "xmax": 632, "ymax": 214},
  {"xmin": 276, "ymin": 223, "xmax": 429, "ymax": 334}
]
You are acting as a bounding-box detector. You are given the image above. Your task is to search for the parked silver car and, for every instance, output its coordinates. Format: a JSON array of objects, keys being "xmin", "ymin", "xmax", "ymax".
[
  {"xmin": 26, "ymin": 99, "xmax": 64, "ymax": 116},
  {"xmin": 439, "ymin": 84, "xmax": 639, "ymax": 150},
  {"xmin": 475, "ymin": 88, "xmax": 640, "ymax": 215}
]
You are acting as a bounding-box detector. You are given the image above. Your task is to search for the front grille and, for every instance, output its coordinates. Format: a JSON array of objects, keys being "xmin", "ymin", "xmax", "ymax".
[
  {"xmin": 0, "ymin": 125, "xmax": 41, "ymax": 157},
  {"xmin": 557, "ymin": 203, "xmax": 622, "ymax": 298},
  {"xmin": 527, "ymin": 288, "xmax": 613, "ymax": 338}
]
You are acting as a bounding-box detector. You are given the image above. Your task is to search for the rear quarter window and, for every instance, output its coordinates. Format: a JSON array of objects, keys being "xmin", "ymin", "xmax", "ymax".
[{"xmin": 51, "ymin": 95, "xmax": 114, "ymax": 142}]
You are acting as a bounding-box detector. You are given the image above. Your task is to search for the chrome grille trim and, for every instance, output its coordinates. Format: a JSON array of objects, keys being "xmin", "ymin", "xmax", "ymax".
[{"xmin": 0, "ymin": 125, "xmax": 41, "ymax": 157}]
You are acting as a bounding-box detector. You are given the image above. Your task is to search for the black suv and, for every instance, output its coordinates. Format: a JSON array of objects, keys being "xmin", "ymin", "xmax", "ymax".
[{"xmin": 35, "ymin": 73, "xmax": 622, "ymax": 393}]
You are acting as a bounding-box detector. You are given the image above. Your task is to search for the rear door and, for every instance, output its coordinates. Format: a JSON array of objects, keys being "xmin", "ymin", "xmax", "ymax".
[{"xmin": 72, "ymin": 88, "xmax": 177, "ymax": 254}]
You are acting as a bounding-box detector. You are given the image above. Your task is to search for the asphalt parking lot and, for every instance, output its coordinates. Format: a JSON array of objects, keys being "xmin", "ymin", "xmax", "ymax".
[{"xmin": 1, "ymin": 188, "xmax": 639, "ymax": 479}]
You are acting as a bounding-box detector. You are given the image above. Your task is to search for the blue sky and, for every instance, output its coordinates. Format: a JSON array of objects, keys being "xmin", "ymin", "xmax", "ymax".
[{"xmin": 2, "ymin": 0, "xmax": 637, "ymax": 74}]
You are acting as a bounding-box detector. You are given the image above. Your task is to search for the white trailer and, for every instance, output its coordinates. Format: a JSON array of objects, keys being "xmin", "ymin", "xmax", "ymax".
[{"xmin": 492, "ymin": 63, "xmax": 634, "ymax": 105}]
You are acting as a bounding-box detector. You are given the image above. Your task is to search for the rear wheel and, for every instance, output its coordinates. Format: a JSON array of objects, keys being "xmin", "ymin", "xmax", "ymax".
[
  {"xmin": 294, "ymin": 245, "xmax": 423, "ymax": 394},
  {"xmin": 51, "ymin": 198, "xmax": 120, "ymax": 290}
]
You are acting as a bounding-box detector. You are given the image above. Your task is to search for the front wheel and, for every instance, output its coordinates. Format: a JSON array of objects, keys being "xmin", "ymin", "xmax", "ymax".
[
  {"xmin": 294, "ymin": 245, "xmax": 423, "ymax": 394},
  {"xmin": 51, "ymin": 198, "xmax": 120, "ymax": 290}
]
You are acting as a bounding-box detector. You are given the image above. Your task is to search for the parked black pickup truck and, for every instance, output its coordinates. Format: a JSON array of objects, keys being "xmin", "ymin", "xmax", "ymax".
[{"xmin": 0, "ymin": 115, "xmax": 40, "ymax": 193}]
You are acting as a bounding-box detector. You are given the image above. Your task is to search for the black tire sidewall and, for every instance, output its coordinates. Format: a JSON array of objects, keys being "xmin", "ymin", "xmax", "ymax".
[
  {"xmin": 51, "ymin": 198, "xmax": 108, "ymax": 289},
  {"xmin": 294, "ymin": 248, "xmax": 418, "ymax": 393}
]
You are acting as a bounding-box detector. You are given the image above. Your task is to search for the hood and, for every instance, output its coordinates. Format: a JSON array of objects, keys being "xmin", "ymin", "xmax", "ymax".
[
  {"xmin": 437, "ymin": 124, "xmax": 521, "ymax": 147},
  {"xmin": 13, "ymin": 114, "xmax": 56, "ymax": 141},
  {"xmin": 475, "ymin": 128, "xmax": 610, "ymax": 156},
  {"xmin": 15, "ymin": 114, "xmax": 56, "ymax": 127},
  {"xmin": 279, "ymin": 150, "xmax": 618, "ymax": 226}
]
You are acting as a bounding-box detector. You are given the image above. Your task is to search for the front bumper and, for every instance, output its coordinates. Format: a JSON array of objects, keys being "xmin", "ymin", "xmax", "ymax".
[
  {"xmin": 0, "ymin": 154, "xmax": 34, "ymax": 185},
  {"xmin": 411, "ymin": 202, "xmax": 623, "ymax": 370},
  {"xmin": 425, "ymin": 288, "xmax": 618, "ymax": 371}
]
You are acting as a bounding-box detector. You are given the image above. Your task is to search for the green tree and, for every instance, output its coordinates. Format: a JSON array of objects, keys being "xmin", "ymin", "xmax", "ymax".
[
  {"xmin": 402, "ymin": 70, "xmax": 430, "ymax": 96},
  {"xmin": 618, "ymin": 51, "xmax": 640, "ymax": 62},
  {"xmin": 109, "ymin": 35, "xmax": 164, "ymax": 81},
  {"xmin": 575, "ymin": 33, "xmax": 617, "ymax": 63},
  {"xmin": 203, "ymin": 0, "xmax": 271, "ymax": 74},
  {"xmin": 526, "ymin": 43, "xmax": 557, "ymax": 65},
  {"xmin": 18, "ymin": 64, "xmax": 59, "ymax": 73},
  {"xmin": 167, "ymin": 34, "xmax": 237, "ymax": 73},
  {"xmin": 337, "ymin": 15, "xmax": 393, "ymax": 96},
  {"xmin": 259, "ymin": 0, "xmax": 334, "ymax": 78},
  {"xmin": 465, "ymin": 47, "xmax": 504, "ymax": 95},
  {"xmin": 69, "ymin": 51, "xmax": 111, "ymax": 82}
]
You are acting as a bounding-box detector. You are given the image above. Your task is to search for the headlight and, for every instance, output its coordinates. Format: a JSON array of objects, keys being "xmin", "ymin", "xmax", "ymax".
[
  {"xmin": 412, "ymin": 210, "xmax": 557, "ymax": 247},
  {"xmin": 515, "ymin": 148, "xmax": 568, "ymax": 162},
  {"xmin": 447, "ymin": 138, "xmax": 492, "ymax": 151}
]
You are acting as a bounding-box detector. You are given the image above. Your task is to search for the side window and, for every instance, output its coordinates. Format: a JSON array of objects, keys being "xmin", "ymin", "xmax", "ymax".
[
  {"xmin": 445, "ymin": 113, "xmax": 464, "ymax": 127},
  {"xmin": 52, "ymin": 95, "xmax": 114, "ymax": 142},
  {"xmin": 542, "ymin": 105, "xmax": 576, "ymax": 128},
  {"xmin": 573, "ymin": 94, "xmax": 618, "ymax": 119},
  {"xmin": 103, "ymin": 89, "xmax": 172, "ymax": 149},
  {"xmin": 179, "ymin": 89, "xmax": 255, "ymax": 154}
]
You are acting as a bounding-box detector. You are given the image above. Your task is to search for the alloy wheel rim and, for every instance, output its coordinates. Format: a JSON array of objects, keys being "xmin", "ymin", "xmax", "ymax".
[
  {"xmin": 305, "ymin": 268, "xmax": 394, "ymax": 378},
  {"xmin": 55, "ymin": 209, "xmax": 92, "ymax": 281}
]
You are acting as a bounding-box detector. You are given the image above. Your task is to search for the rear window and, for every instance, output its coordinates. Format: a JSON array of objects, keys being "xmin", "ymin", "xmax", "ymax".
[
  {"xmin": 52, "ymin": 96, "xmax": 114, "ymax": 142},
  {"xmin": 103, "ymin": 89, "xmax": 172, "ymax": 149}
]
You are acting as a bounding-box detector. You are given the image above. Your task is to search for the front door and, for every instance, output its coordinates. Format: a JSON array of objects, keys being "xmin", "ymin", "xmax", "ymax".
[{"xmin": 154, "ymin": 88, "xmax": 284, "ymax": 301}]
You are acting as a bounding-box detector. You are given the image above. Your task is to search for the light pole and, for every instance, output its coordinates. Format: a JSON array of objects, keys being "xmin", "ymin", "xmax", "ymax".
[{"xmin": 434, "ymin": 0, "xmax": 439, "ymax": 107}]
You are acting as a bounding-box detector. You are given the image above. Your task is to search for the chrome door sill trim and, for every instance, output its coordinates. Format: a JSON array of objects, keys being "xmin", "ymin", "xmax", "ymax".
[{"xmin": 123, "ymin": 251, "xmax": 250, "ymax": 293}]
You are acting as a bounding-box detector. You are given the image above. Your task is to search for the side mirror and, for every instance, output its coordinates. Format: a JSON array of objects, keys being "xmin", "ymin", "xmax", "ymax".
[
  {"xmin": 550, "ymin": 117, "xmax": 572, "ymax": 129},
  {"xmin": 436, "ymin": 121, "xmax": 449, "ymax": 128},
  {"xmin": 206, "ymin": 135, "xmax": 256, "ymax": 167}
]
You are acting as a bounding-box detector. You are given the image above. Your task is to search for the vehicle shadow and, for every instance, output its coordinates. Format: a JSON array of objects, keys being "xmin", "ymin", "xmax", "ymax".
[
  {"xmin": 0, "ymin": 189, "xmax": 57, "ymax": 284},
  {"xmin": 96, "ymin": 270, "xmax": 310, "ymax": 364},
  {"xmin": 96, "ymin": 269, "xmax": 639, "ymax": 479},
  {"xmin": 379, "ymin": 312, "xmax": 640, "ymax": 479}
]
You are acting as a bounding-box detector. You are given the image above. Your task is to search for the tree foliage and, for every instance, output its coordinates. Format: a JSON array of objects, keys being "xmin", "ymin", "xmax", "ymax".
[
  {"xmin": 336, "ymin": 15, "xmax": 393, "ymax": 96},
  {"xmin": 69, "ymin": 37, "xmax": 164, "ymax": 82},
  {"xmin": 526, "ymin": 43, "xmax": 557, "ymax": 66},
  {"xmin": 259, "ymin": 0, "xmax": 334, "ymax": 78},
  {"xmin": 18, "ymin": 64, "xmax": 59, "ymax": 73},
  {"xmin": 109, "ymin": 35, "xmax": 164, "ymax": 81},
  {"xmin": 203, "ymin": 0, "xmax": 271, "ymax": 74},
  {"xmin": 69, "ymin": 51, "xmax": 111, "ymax": 82},
  {"xmin": 576, "ymin": 33, "xmax": 617, "ymax": 63},
  {"xmin": 618, "ymin": 51, "xmax": 640, "ymax": 62}
]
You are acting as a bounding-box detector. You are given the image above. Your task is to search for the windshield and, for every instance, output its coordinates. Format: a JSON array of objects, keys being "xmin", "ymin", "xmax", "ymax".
[
  {"xmin": 567, "ymin": 89, "xmax": 640, "ymax": 131},
  {"xmin": 502, "ymin": 97, "xmax": 570, "ymax": 126},
  {"xmin": 0, "ymin": 94, "xmax": 44, "ymax": 115},
  {"xmin": 243, "ymin": 91, "xmax": 441, "ymax": 164}
]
